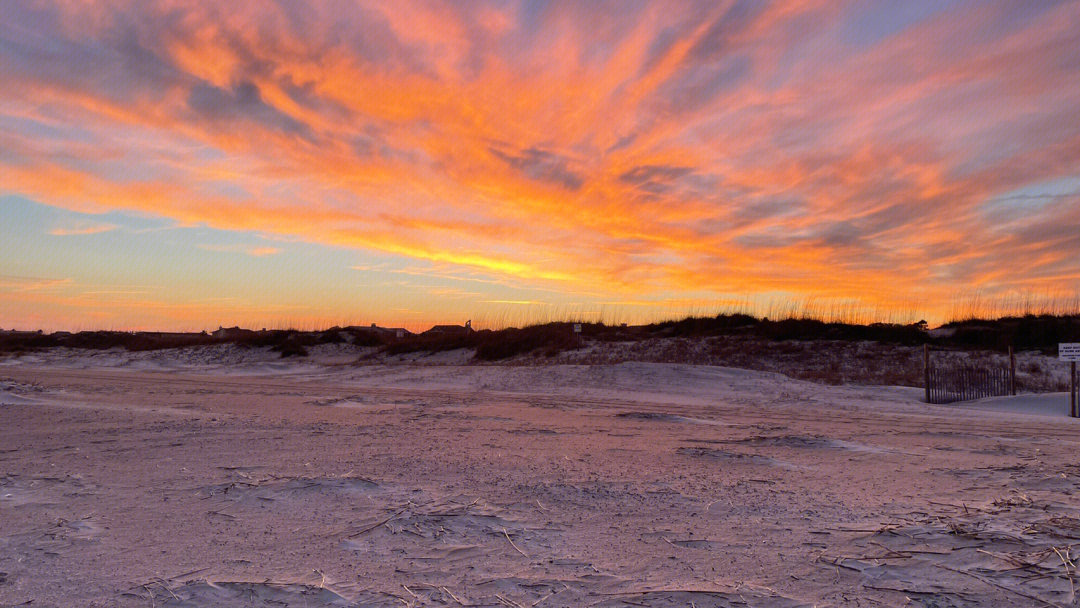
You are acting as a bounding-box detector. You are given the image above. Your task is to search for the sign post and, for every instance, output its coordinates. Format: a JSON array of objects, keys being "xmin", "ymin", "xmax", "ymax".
[{"xmin": 1060, "ymin": 343, "xmax": 1080, "ymax": 418}]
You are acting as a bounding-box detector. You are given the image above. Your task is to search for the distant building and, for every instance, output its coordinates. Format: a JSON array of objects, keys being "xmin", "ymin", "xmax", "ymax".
[
  {"xmin": 423, "ymin": 320, "xmax": 473, "ymax": 337},
  {"xmin": 212, "ymin": 326, "xmax": 255, "ymax": 340},
  {"xmin": 361, "ymin": 324, "xmax": 412, "ymax": 339}
]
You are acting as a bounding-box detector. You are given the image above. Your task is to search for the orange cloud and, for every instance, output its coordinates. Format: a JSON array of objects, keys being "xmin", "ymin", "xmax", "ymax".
[{"xmin": 1, "ymin": 1, "xmax": 1078, "ymax": 326}]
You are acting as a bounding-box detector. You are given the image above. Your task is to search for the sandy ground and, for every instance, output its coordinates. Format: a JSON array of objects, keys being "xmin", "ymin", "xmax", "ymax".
[{"xmin": 2, "ymin": 357, "xmax": 1080, "ymax": 607}]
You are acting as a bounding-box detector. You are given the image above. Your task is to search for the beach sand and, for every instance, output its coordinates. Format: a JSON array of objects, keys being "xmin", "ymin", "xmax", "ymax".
[{"xmin": 2, "ymin": 356, "xmax": 1079, "ymax": 607}]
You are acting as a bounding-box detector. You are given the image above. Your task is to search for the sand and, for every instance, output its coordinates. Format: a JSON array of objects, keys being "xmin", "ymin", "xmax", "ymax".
[{"xmin": 2, "ymin": 355, "xmax": 1080, "ymax": 607}]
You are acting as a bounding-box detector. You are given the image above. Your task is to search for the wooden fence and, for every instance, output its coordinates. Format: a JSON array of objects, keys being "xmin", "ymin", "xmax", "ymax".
[
  {"xmin": 926, "ymin": 366, "xmax": 1012, "ymax": 404},
  {"xmin": 923, "ymin": 345, "xmax": 1016, "ymax": 405}
]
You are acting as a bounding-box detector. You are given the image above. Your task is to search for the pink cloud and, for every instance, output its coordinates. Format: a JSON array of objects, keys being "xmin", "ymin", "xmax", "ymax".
[
  {"xmin": 196, "ymin": 244, "xmax": 281, "ymax": 257},
  {"xmin": 49, "ymin": 222, "xmax": 118, "ymax": 236}
]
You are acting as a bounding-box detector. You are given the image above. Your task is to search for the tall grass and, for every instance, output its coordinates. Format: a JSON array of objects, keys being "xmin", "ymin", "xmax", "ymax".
[
  {"xmin": 469, "ymin": 296, "xmax": 925, "ymax": 331},
  {"xmin": 946, "ymin": 290, "xmax": 1080, "ymax": 322},
  {"xmin": 7, "ymin": 289, "xmax": 1079, "ymax": 358}
]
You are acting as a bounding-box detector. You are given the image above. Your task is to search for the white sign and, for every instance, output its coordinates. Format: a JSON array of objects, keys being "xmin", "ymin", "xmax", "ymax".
[
  {"xmin": 573, "ymin": 324, "xmax": 582, "ymax": 334},
  {"xmin": 1060, "ymin": 343, "xmax": 1080, "ymax": 361}
]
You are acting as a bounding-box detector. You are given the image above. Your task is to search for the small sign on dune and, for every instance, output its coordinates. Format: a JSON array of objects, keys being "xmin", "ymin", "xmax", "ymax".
[{"xmin": 1060, "ymin": 343, "xmax": 1080, "ymax": 361}]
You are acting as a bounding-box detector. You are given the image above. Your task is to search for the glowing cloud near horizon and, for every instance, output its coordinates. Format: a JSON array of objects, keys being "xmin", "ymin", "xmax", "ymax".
[{"xmin": 1, "ymin": 1, "xmax": 1079, "ymax": 330}]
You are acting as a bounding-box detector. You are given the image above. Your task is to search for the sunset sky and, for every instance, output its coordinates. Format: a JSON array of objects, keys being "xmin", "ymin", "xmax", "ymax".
[{"xmin": 2, "ymin": 1, "xmax": 1079, "ymax": 331}]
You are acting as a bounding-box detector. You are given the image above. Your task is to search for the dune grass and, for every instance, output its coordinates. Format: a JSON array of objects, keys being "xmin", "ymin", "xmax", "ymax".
[{"xmin": 4, "ymin": 292, "xmax": 1080, "ymax": 360}]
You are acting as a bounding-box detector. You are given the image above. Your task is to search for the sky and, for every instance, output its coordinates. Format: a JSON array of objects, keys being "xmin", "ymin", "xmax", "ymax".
[{"xmin": 2, "ymin": 1, "xmax": 1079, "ymax": 332}]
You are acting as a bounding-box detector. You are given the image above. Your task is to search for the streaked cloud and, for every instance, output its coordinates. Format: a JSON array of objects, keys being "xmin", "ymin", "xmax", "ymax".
[
  {"xmin": 197, "ymin": 244, "xmax": 281, "ymax": 257},
  {"xmin": 480, "ymin": 300, "xmax": 546, "ymax": 305},
  {"xmin": 49, "ymin": 221, "xmax": 118, "ymax": 236},
  {"xmin": 0, "ymin": 275, "xmax": 72, "ymax": 292},
  {"xmin": 0, "ymin": 1, "xmax": 1078, "ymax": 328}
]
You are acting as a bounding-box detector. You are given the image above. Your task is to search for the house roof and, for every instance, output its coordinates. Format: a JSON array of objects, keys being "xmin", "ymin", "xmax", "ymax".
[
  {"xmin": 362, "ymin": 325, "xmax": 412, "ymax": 334},
  {"xmin": 425, "ymin": 324, "xmax": 470, "ymax": 333}
]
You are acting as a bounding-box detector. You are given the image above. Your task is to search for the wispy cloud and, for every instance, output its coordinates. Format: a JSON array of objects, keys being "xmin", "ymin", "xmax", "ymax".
[
  {"xmin": 197, "ymin": 244, "xmax": 281, "ymax": 257},
  {"xmin": 480, "ymin": 300, "xmax": 546, "ymax": 305},
  {"xmin": 0, "ymin": 1, "xmax": 1078, "ymax": 324},
  {"xmin": 79, "ymin": 290, "xmax": 149, "ymax": 296},
  {"xmin": 0, "ymin": 275, "xmax": 72, "ymax": 291},
  {"xmin": 49, "ymin": 222, "xmax": 118, "ymax": 236},
  {"xmin": 246, "ymin": 247, "xmax": 281, "ymax": 257},
  {"xmin": 427, "ymin": 287, "xmax": 484, "ymax": 299}
]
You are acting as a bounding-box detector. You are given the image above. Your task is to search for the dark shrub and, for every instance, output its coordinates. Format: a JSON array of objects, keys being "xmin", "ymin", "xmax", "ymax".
[
  {"xmin": 474, "ymin": 324, "xmax": 582, "ymax": 360},
  {"xmin": 344, "ymin": 328, "xmax": 386, "ymax": 347},
  {"xmin": 941, "ymin": 314, "xmax": 1080, "ymax": 351},
  {"xmin": 272, "ymin": 338, "xmax": 309, "ymax": 358},
  {"xmin": 647, "ymin": 313, "xmax": 759, "ymax": 337},
  {"xmin": 316, "ymin": 328, "xmax": 348, "ymax": 344},
  {"xmin": 384, "ymin": 332, "xmax": 482, "ymax": 355}
]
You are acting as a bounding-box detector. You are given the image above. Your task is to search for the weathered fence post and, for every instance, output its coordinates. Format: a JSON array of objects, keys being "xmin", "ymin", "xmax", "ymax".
[
  {"xmin": 924, "ymin": 344, "xmax": 930, "ymax": 403},
  {"xmin": 1008, "ymin": 346, "xmax": 1016, "ymax": 396},
  {"xmin": 1072, "ymin": 361, "xmax": 1077, "ymax": 419}
]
